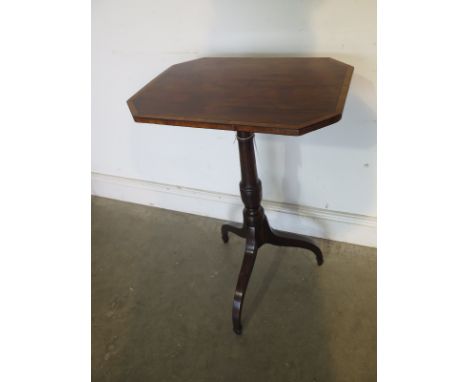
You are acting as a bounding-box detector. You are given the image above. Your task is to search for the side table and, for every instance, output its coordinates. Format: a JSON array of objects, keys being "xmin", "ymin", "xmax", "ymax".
[{"xmin": 127, "ymin": 57, "xmax": 353, "ymax": 334}]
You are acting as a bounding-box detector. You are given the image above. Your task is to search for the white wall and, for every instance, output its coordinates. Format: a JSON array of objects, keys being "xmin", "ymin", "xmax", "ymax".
[{"xmin": 92, "ymin": 0, "xmax": 376, "ymax": 246}]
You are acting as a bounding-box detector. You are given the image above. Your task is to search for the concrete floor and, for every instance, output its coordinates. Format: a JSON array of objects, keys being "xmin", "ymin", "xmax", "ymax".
[{"xmin": 92, "ymin": 196, "xmax": 376, "ymax": 382}]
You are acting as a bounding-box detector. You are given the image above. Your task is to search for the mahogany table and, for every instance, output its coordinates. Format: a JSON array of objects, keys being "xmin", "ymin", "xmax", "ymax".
[{"xmin": 127, "ymin": 57, "xmax": 353, "ymax": 334}]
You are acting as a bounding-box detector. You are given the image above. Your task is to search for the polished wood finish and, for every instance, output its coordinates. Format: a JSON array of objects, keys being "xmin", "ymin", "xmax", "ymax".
[
  {"xmin": 222, "ymin": 132, "xmax": 323, "ymax": 334},
  {"xmin": 127, "ymin": 57, "xmax": 353, "ymax": 136},
  {"xmin": 127, "ymin": 57, "xmax": 353, "ymax": 335}
]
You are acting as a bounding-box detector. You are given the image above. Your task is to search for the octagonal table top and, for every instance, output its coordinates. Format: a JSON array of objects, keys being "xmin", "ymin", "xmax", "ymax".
[{"xmin": 127, "ymin": 57, "xmax": 353, "ymax": 136}]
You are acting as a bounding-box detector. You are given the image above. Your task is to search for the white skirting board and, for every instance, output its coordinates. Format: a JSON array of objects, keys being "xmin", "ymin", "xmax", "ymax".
[{"xmin": 91, "ymin": 172, "xmax": 377, "ymax": 247}]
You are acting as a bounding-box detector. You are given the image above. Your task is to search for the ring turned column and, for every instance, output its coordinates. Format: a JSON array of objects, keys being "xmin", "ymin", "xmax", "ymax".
[{"xmin": 222, "ymin": 131, "xmax": 323, "ymax": 334}]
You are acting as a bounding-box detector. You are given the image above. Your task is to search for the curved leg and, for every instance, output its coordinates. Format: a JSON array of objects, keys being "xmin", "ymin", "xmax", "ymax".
[
  {"xmin": 266, "ymin": 226, "xmax": 324, "ymax": 266},
  {"xmin": 221, "ymin": 222, "xmax": 246, "ymax": 243},
  {"xmin": 232, "ymin": 229, "xmax": 258, "ymax": 335}
]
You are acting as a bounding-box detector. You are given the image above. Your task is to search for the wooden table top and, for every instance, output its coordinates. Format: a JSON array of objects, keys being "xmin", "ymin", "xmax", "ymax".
[{"xmin": 127, "ymin": 57, "xmax": 353, "ymax": 136}]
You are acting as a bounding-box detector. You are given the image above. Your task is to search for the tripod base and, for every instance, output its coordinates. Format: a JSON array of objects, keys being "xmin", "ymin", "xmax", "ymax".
[
  {"xmin": 222, "ymin": 211, "xmax": 322, "ymax": 335},
  {"xmin": 222, "ymin": 217, "xmax": 323, "ymax": 264},
  {"xmin": 222, "ymin": 131, "xmax": 324, "ymax": 335}
]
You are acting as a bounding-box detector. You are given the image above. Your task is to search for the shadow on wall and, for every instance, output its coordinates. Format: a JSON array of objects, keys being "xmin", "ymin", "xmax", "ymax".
[
  {"xmin": 259, "ymin": 71, "xmax": 376, "ymax": 205},
  {"xmin": 203, "ymin": 0, "xmax": 377, "ymax": 206}
]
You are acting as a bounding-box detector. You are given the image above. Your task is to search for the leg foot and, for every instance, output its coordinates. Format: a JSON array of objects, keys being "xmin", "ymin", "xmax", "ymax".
[
  {"xmin": 232, "ymin": 229, "xmax": 258, "ymax": 335},
  {"xmin": 221, "ymin": 222, "xmax": 245, "ymax": 243},
  {"xmin": 233, "ymin": 322, "xmax": 242, "ymax": 335},
  {"xmin": 266, "ymin": 226, "xmax": 324, "ymax": 266}
]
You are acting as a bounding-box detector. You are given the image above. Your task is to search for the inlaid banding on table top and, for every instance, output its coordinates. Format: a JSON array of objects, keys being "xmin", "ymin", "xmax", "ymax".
[{"xmin": 127, "ymin": 57, "xmax": 353, "ymax": 136}]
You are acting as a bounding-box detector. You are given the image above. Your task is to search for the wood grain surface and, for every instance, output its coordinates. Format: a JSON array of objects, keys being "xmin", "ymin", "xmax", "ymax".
[{"xmin": 127, "ymin": 57, "xmax": 353, "ymax": 136}]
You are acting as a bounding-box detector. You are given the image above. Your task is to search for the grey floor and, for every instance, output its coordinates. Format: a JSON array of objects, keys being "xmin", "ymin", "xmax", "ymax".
[{"xmin": 92, "ymin": 196, "xmax": 376, "ymax": 382}]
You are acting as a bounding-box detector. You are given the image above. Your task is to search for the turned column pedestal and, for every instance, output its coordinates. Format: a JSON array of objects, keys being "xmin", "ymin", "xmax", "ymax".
[{"xmin": 221, "ymin": 131, "xmax": 323, "ymax": 335}]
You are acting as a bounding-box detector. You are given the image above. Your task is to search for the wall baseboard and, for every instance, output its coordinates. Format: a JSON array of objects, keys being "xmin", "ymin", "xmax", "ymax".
[{"xmin": 91, "ymin": 172, "xmax": 377, "ymax": 247}]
